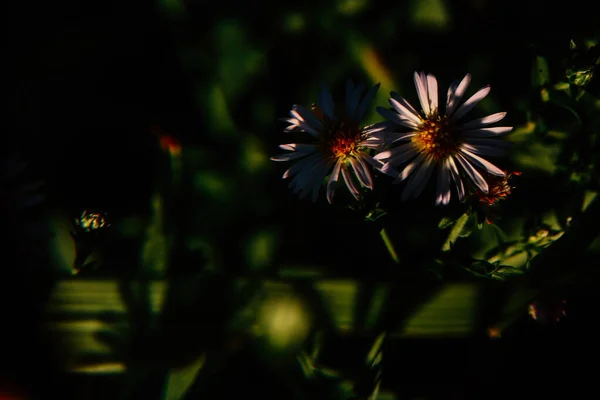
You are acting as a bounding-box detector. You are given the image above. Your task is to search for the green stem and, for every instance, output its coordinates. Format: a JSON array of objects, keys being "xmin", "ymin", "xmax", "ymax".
[
  {"xmin": 380, "ymin": 227, "xmax": 400, "ymax": 264},
  {"xmin": 441, "ymin": 212, "xmax": 470, "ymax": 252}
]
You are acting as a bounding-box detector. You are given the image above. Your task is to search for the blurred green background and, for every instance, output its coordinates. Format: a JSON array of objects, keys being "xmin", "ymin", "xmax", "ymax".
[
  {"xmin": 5, "ymin": 0, "xmax": 600, "ymax": 399},
  {"xmin": 9, "ymin": 0, "xmax": 597, "ymax": 277}
]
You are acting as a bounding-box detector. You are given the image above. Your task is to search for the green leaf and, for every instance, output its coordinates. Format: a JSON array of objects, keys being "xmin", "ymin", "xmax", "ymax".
[
  {"xmin": 490, "ymin": 223, "xmax": 508, "ymax": 245},
  {"xmin": 441, "ymin": 212, "xmax": 471, "ymax": 251},
  {"xmin": 214, "ymin": 20, "xmax": 264, "ymax": 99},
  {"xmin": 364, "ymin": 207, "xmax": 387, "ymax": 222},
  {"xmin": 246, "ymin": 229, "xmax": 277, "ymax": 271},
  {"xmin": 491, "ymin": 265, "xmax": 525, "ymax": 281},
  {"xmin": 469, "ymin": 260, "xmax": 497, "ymax": 276},
  {"xmin": 512, "ymin": 140, "xmax": 561, "ymax": 175},
  {"xmin": 463, "ymin": 268, "xmax": 489, "ymax": 279},
  {"xmin": 365, "ymin": 332, "xmax": 386, "ymax": 367},
  {"xmin": 570, "ymin": 39, "xmax": 577, "ymax": 50},
  {"xmin": 458, "ymin": 212, "xmax": 477, "ymax": 238},
  {"xmin": 163, "ymin": 354, "xmax": 206, "ymax": 400},
  {"xmin": 438, "ymin": 216, "xmax": 455, "ymax": 229},
  {"xmin": 532, "ymin": 56, "xmax": 550, "ymax": 87},
  {"xmin": 566, "ymin": 67, "xmax": 595, "ymax": 87},
  {"xmin": 379, "ymin": 228, "xmax": 400, "ymax": 264}
]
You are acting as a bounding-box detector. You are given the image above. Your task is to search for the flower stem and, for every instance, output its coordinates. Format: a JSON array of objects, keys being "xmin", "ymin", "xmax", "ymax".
[
  {"xmin": 442, "ymin": 211, "xmax": 470, "ymax": 252},
  {"xmin": 380, "ymin": 227, "xmax": 400, "ymax": 264}
]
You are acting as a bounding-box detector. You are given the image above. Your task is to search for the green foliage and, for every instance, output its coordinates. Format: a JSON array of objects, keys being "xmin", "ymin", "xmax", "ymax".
[
  {"xmin": 566, "ymin": 39, "xmax": 599, "ymax": 90},
  {"xmin": 28, "ymin": 1, "xmax": 600, "ymax": 398},
  {"xmin": 466, "ymin": 260, "xmax": 497, "ymax": 278},
  {"xmin": 532, "ymin": 56, "xmax": 550, "ymax": 88},
  {"xmin": 491, "ymin": 265, "xmax": 525, "ymax": 281},
  {"xmin": 441, "ymin": 211, "xmax": 477, "ymax": 252}
]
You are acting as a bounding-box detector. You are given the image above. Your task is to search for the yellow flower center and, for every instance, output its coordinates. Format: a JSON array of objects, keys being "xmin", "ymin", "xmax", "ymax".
[
  {"xmin": 312, "ymin": 105, "xmax": 362, "ymax": 160},
  {"xmin": 412, "ymin": 116, "xmax": 461, "ymax": 161},
  {"xmin": 323, "ymin": 123, "xmax": 362, "ymax": 160}
]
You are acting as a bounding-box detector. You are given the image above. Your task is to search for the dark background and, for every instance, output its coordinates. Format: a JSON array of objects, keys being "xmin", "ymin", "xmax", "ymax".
[{"xmin": 4, "ymin": 0, "xmax": 599, "ymax": 398}]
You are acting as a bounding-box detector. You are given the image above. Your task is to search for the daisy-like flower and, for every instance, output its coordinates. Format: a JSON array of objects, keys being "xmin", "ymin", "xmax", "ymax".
[
  {"xmin": 271, "ymin": 81, "xmax": 391, "ymax": 204},
  {"xmin": 471, "ymin": 170, "xmax": 521, "ymax": 224},
  {"xmin": 375, "ymin": 72, "xmax": 512, "ymax": 205},
  {"xmin": 472, "ymin": 171, "xmax": 521, "ymax": 207}
]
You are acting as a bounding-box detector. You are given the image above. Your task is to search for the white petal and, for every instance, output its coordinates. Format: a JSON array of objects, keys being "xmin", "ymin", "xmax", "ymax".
[
  {"xmin": 283, "ymin": 152, "xmax": 322, "ymax": 179},
  {"xmin": 386, "ymin": 147, "xmax": 420, "ymax": 170},
  {"xmin": 359, "ymin": 155, "xmax": 384, "ymax": 178},
  {"xmin": 399, "ymin": 153, "xmax": 425, "ymax": 181},
  {"xmin": 358, "ymin": 140, "xmax": 384, "ymax": 149},
  {"xmin": 459, "ymin": 112, "xmax": 507, "ymax": 130},
  {"xmin": 271, "ymin": 152, "xmax": 311, "ymax": 162},
  {"xmin": 402, "ymin": 157, "xmax": 434, "ymax": 200},
  {"xmin": 348, "ymin": 157, "xmax": 368, "ymax": 187},
  {"xmin": 309, "ymin": 161, "xmax": 333, "ymax": 203},
  {"xmin": 385, "ymin": 132, "xmax": 416, "ymax": 145},
  {"xmin": 283, "ymin": 125, "xmax": 304, "ymax": 134},
  {"xmin": 357, "ymin": 155, "xmax": 374, "ymax": 183},
  {"xmin": 436, "ymin": 162, "xmax": 451, "ymax": 205},
  {"xmin": 356, "ymin": 83, "xmax": 380, "ymax": 122},
  {"xmin": 451, "ymin": 85, "xmax": 491, "ymax": 122},
  {"xmin": 446, "ymin": 74, "xmax": 471, "ymax": 117},
  {"xmin": 290, "ymin": 164, "xmax": 319, "ymax": 194},
  {"xmin": 289, "ymin": 162, "xmax": 317, "ymax": 192},
  {"xmin": 380, "ymin": 161, "xmax": 399, "ymax": 177},
  {"xmin": 447, "ymin": 156, "xmax": 465, "ymax": 201},
  {"xmin": 462, "ymin": 138, "xmax": 512, "ymax": 148},
  {"xmin": 390, "ymin": 91, "xmax": 421, "ymax": 117},
  {"xmin": 360, "ymin": 153, "xmax": 393, "ymax": 177},
  {"xmin": 280, "ymin": 117, "xmax": 299, "ymax": 125},
  {"xmin": 282, "ymin": 119, "xmax": 305, "ymax": 133},
  {"xmin": 349, "ymin": 156, "xmax": 373, "ymax": 189},
  {"xmin": 455, "ymin": 154, "xmax": 489, "ymax": 193},
  {"xmin": 293, "ymin": 122, "xmax": 320, "ymax": 137},
  {"xmin": 296, "ymin": 159, "xmax": 329, "ymax": 201},
  {"xmin": 388, "ymin": 97, "xmax": 422, "ymax": 124},
  {"xmin": 426, "ymin": 73, "xmax": 439, "ymax": 116},
  {"xmin": 414, "ymin": 72, "xmax": 430, "ymax": 116},
  {"xmin": 461, "ymin": 142, "xmax": 508, "ymax": 157},
  {"xmin": 298, "ymin": 160, "xmax": 326, "ymax": 196},
  {"xmin": 326, "ymin": 159, "xmax": 343, "ymax": 204},
  {"xmin": 376, "ymin": 107, "xmax": 420, "ymax": 129},
  {"xmin": 373, "ymin": 142, "xmax": 416, "ymax": 161},
  {"xmin": 341, "ymin": 164, "xmax": 361, "ymax": 200},
  {"xmin": 288, "ymin": 109, "xmax": 321, "ymax": 136},
  {"xmin": 359, "ymin": 131, "xmax": 387, "ymax": 148},
  {"xmin": 461, "ymin": 127, "xmax": 513, "ymax": 138},
  {"xmin": 319, "ymin": 84, "xmax": 335, "ymax": 119},
  {"xmin": 362, "ymin": 121, "xmax": 391, "ymax": 134},
  {"xmin": 279, "ymin": 143, "xmax": 317, "ymax": 152},
  {"xmin": 359, "ymin": 152, "xmax": 382, "ymax": 168},
  {"xmin": 395, "ymin": 117, "xmax": 419, "ymax": 130},
  {"xmin": 459, "ymin": 149, "xmax": 505, "ymax": 176},
  {"xmin": 375, "ymin": 141, "xmax": 408, "ymax": 160},
  {"xmin": 292, "ymin": 104, "xmax": 324, "ymax": 130}
]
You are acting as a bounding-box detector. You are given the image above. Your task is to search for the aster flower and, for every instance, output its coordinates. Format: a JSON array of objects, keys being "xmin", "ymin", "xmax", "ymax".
[
  {"xmin": 472, "ymin": 171, "xmax": 521, "ymax": 207},
  {"xmin": 471, "ymin": 170, "xmax": 521, "ymax": 224},
  {"xmin": 70, "ymin": 210, "xmax": 110, "ymax": 274},
  {"xmin": 375, "ymin": 71, "xmax": 512, "ymax": 205},
  {"xmin": 73, "ymin": 210, "xmax": 110, "ymax": 233},
  {"xmin": 271, "ymin": 81, "xmax": 391, "ymax": 204}
]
